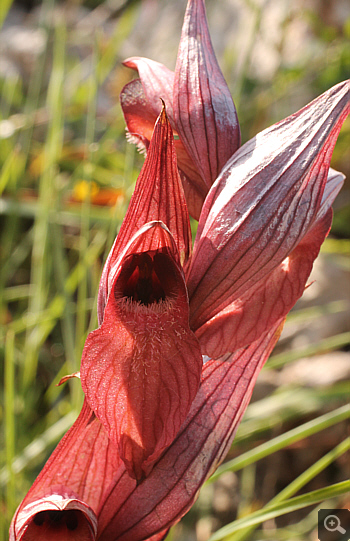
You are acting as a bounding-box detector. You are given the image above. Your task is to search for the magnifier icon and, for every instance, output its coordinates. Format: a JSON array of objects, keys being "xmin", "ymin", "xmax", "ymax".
[{"xmin": 324, "ymin": 514, "xmax": 346, "ymax": 534}]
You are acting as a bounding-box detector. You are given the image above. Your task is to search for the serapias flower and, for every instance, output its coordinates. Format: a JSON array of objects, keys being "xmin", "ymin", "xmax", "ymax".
[
  {"xmin": 81, "ymin": 107, "xmax": 202, "ymax": 482},
  {"xmin": 10, "ymin": 0, "xmax": 349, "ymax": 538}
]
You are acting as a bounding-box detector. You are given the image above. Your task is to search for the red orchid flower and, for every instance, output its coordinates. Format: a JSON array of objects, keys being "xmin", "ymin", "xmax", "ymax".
[
  {"xmin": 11, "ymin": 96, "xmax": 348, "ymax": 539},
  {"xmin": 11, "ymin": 0, "xmax": 349, "ymax": 538}
]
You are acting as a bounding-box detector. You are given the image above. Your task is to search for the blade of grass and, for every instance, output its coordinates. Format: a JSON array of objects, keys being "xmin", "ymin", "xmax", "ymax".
[
  {"xmin": 6, "ymin": 229, "xmax": 106, "ymax": 336},
  {"xmin": 208, "ymin": 481, "xmax": 350, "ymax": 540},
  {"xmin": 4, "ymin": 329, "xmax": 15, "ymax": 521},
  {"xmin": 228, "ymin": 438, "xmax": 350, "ymax": 541},
  {"xmin": 96, "ymin": 2, "xmax": 138, "ymax": 84},
  {"xmin": 268, "ymin": 438, "xmax": 350, "ymax": 503},
  {"xmin": 285, "ymin": 300, "xmax": 349, "ymax": 325},
  {"xmin": 0, "ymin": 411, "xmax": 77, "ymax": 488},
  {"xmin": 0, "ymin": 196, "xmax": 121, "ymax": 224},
  {"xmin": 1, "ymin": 227, "xmax": 33, "ymax": 285},
  {"xmin": 17, "ymin": 0, "xmax": 54, "ymax": 176},
  {"xmin": 0, "ymin": 71, "xmax": 22, "ymax": 116},
  {"xmin": 234, "ymin": 387, "xmax": 346, "ymax": 444},
  {"xmin": 50, "ymin": 221, "xmax": 80, "ymax": 407},
  {"xmin": 209, "ymin": 404, "xmax": 350, "ymax": 482},
  {"xmin": 247, "ymin": 500, "xmax": 338, "ymax": 540},
  {"xmin": 0, "ymin": 147, "xmax": 20, "ymax": 197},
  {"xmin": 23, "ymin": 21, "xmax": 66, "ymax": 388},
  {"xmin": 75, "ymin": 41, "xmax": 98, "ymax": 362},
  {"xmin": 1, "ymin": 285, "xmax": 32, "ymax": 302},
  {"xmin": 322, "ymin": 238, "xmax": 350, "ymax": 254},
  {"xmin": 266, "ymin": 332, "xmax": 350, "ymax": 370}
]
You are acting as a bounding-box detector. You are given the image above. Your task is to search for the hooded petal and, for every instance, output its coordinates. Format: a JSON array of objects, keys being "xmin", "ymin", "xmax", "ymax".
[
  {"xmin": 188, "ymin": 80, "xmax": 349, "ymax": 351},
  {"xmin": 95, "ymin": 320, "xmax": 284, "ymax": 541},
  {"xmin": 98, "ymin": 105, "xmax": 191, "ymax": 322},
  {"xmin": 10, "ymin": 400, "xmax": 119, "ymax": 541},
  {"xmin": 11, "ymin": 495, "xmax": 97, "ymax": 541},
  {"xmin": 120, "ymin": 59, "xmax": 207, "ymax": 219},
  {"xmin": 82, "ymin": 222, "xmax": 202, "ymax": 480},
  {"xmin": 173, "ymin": 0, "xmax": 240, "ymax": 189}
]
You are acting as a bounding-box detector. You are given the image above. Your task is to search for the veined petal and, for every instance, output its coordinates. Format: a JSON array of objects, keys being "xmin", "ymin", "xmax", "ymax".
[
  {"xmin": 188, "ymin": 80, "xmax": 349, "ymax": 336},
  {"xmin": 96, "ymin": 320, "xmax": 284, "ymax": 541},
  {"xmin": 82, "ymin": 222, "xmax": 202, "ymax": 481},
  {"xmin": 176, "ymin": 145, "xmax": 209, "ymax": 221},
  {"xmin": 174, "ymin": 0, "xmax": 240, "ymax": 189},
  {"xmin": 196, "ymin": 209, "xmax": 333, "ymax": 356},
  {"xmin": 196, "ymin": 168, "xmax": 345, "ymax": 356},
  {"xmin": 120, "ymin": 62, "xmax": 207, "ymax": 219},
  {"xmin": 98, "ymin": 105, "xmax": 191, "ymax": 323},
  {"xmin": 10, "ymin": 401, "xmax": 119, "ymax": 541},
  {"xmin": 123, "ymin": 57, "xmax": 175, "ymax": 119}
]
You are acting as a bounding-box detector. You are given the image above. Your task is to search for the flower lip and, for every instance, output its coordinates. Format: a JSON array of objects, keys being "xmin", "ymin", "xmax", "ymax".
[
  {"xmin": 115, "ymin": 250, "xmax": 179, "ymax": 307},
  {"xmin": 80, "ymin": 220, "xmax": 203, "ymax": 481}
]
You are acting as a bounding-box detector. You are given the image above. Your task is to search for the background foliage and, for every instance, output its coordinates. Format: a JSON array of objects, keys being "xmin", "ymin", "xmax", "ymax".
[{"xmin": 0, "ymin": 0, "xmax": 349, "ymax": 539}]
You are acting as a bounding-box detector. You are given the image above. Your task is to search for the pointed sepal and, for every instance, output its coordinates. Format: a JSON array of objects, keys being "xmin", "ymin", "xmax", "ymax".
[
  {"xmin": 173, "ymin": 0, "xmax": 240, "ymax": 188},
  {"xmin": 98, "ymin": 105, "xmax": 191, "ymax": 322},
  {"xmin": 187, "ymin": 81, "xmax": 349, "ymax": 356}
]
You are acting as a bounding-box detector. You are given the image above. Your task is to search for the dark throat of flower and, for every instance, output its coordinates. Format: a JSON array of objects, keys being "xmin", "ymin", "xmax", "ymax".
[
  {"xmin": 33, "ymin": 510, "xmax": 78, "ymax": 531},
  {"xmin": 116, "ymin": 251, "xmax": 179, "ymax": 307}
]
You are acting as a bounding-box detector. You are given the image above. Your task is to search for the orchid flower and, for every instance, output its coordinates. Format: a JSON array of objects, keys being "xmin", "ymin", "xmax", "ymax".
[{"xmin": 10, "ymin": 0, "xmax": 349, "ymax": 539}]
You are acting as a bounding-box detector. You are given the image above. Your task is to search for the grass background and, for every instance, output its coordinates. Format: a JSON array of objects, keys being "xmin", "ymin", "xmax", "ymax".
[{"xmin": 0, "ymin": 0, "xmax": 349, "ymax": 539}]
